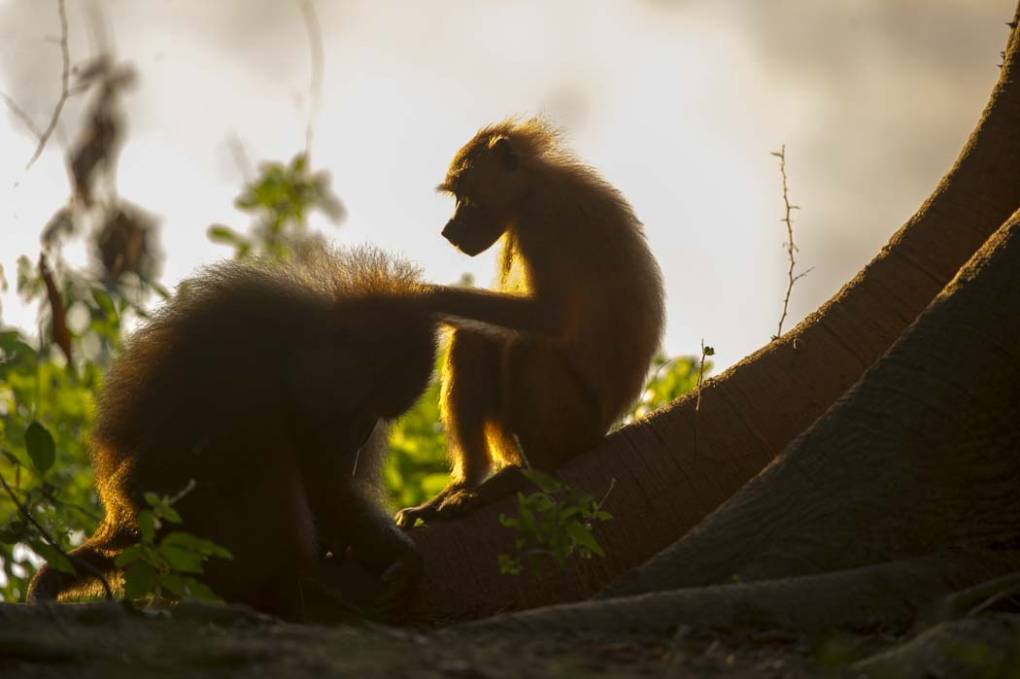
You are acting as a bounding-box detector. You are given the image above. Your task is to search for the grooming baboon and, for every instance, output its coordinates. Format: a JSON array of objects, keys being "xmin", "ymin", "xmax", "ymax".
[
  {"xmin": 28, "ymin": 248, "xmax": 436, "ymax": 620},
  {"xmin": 395, "ymin": 118, "xmax": 664, "ymax": 528}
]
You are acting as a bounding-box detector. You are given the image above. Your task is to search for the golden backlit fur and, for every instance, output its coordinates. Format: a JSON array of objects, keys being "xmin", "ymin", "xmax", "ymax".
[
  {"xmin": 396, "ymin": 118, "xmax": 665, "ymax": 526},
  {"xmin": 28, "ymin": 248, "xmax": 437, "ymax": 619}
]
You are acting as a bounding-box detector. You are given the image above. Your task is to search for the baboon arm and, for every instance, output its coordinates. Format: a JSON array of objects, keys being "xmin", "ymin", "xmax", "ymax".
[{"xmin": 424, "ymin": 285, "xmax": 558, "ymax": 336}]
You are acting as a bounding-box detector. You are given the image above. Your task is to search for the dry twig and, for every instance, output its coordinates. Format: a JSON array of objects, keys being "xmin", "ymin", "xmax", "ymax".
[
  {"xmin": 26, "ymin": 0, "xmax": 72, "ymax": 170},
  {"xmin": 296, "ymin": 0, "xmax": 324, "ymax": 155},
  {"xmin": 771, "ymin": 145, "xmax": 812, "ymax": 339}
]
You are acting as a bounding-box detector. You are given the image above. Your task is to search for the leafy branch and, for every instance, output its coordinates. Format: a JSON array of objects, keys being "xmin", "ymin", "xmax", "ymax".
[
  {"xmin": 498, "ymin": 470, "xmax": 614, "ymax": 576},
  {"xmin": 0, "ymin": 420, "xmax": 114, "ymax": 600},
  {"xmin": 114, "ymin": 481, "xmax": 233, "ymax": 603}
]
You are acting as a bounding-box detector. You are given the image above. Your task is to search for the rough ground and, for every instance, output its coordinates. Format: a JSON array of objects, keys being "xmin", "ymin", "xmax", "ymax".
[
  {"xmin": 7, "ymin": 600, "xmax": 1020, "ymax": 678},
  {"xmin": 0, "ymin": 601, "xmax": 832, "ymax": 678}
]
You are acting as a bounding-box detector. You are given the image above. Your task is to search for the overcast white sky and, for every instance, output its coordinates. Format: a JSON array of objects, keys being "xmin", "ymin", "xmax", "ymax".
[{"xmin": 0, "ymin": 0, "xmax": 1013, "ymax": 370}]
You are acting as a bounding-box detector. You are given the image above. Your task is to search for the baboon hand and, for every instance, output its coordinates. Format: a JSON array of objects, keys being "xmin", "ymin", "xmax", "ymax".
[
  {"xmin": 394, "ymin": 505, "xmax": 433, "ymax": 529},
  {"xmin": 434, "ymin": 487, "xmax": 483, "ymax": 519}
]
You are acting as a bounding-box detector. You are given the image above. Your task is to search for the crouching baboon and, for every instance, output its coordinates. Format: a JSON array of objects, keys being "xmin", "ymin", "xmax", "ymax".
[
  {"xmin": 28, "ymin": 248, "xmax": 436, "ymax": 620},
  {"xmin": 395, "ymin": 118, "xmax": 664, "ymax": 528}
]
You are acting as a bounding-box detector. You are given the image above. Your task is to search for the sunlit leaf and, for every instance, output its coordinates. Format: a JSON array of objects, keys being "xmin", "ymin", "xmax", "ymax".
[
  {"xmin": 25, "ymin": 421, "xmax": 56, "ymax": 474},
  {"xmin": 123, "ymin": 561, "xmax": 157, "ymax": 599},
  {"xmin": 114, "ymin": 544, "xmax": 145, "ymax": 567},
  {"xmin": 138, "ymin": 510, "xmax": 155, "ymax": 543},
  {"xmin": 30, "ymin": 540, "xmax": 75, "ymax": 575}
]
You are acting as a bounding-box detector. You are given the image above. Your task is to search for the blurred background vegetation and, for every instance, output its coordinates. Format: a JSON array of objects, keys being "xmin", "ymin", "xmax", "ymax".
[{"xmin": 0, "ymin": 57, "xmax": 707, "ymax": 602}]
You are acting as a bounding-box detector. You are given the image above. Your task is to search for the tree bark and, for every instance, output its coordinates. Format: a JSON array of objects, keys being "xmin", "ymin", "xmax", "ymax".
[
  {"xmin": 606, "ymin": 207, "xmax": 1020, "ymax": 597},
  {"xmin": 407, "ymin": 7, "xmax": 1020, "ymax": 621},
  {"xmin": 459, "ymin": 551, "xmax": 1020, "ymax": 638}
]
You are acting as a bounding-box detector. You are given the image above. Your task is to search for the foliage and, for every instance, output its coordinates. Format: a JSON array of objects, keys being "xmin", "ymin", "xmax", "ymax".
[
  {"xmin": 497, "ymin": 470, "xmax": 613, "ymax": 576},
  {"xmin": 0, "ymin": 335, "xmax": 104, "ymax": 601},
  {"xmin": 383, "ymin": 356, "xmax": 450, "ymax": 512},
  {"xmin": 208, "ymin": 152, "xmax": 344, "ymax": 262},
  {"xmin": 114, "ymin": 483, "xmax": 232, "ymax": 602},
  {"xmin": 628, "ymin": 353, "xmax": 709, "ymax": 423}
]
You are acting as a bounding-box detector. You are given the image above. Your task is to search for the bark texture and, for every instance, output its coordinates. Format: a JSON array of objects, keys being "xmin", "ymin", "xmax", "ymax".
[
  {"xmin": 460, "ymin": 551, "xmax": 1020, "ymax": 638},
  {"xmin": 606, "ymin": 207, "xmax": 1020, "ymax": 597},
  {"xmin": 407, "ymin": 9, "xmax": 1020, "ymax": 621}
]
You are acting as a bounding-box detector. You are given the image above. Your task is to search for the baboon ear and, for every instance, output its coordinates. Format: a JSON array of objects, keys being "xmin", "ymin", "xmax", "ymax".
[{"xmin": 491, "ymin": 136, "xmax": 519, "ymax": 172}]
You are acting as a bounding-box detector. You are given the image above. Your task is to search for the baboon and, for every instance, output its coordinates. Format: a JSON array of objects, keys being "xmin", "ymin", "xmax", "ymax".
[
  {"xmin": 28, "ymin": 248, "xmax": 436, "ymax": 620},
  {"xmin": 395, "ymin": 118, "xmax": 664, "ymax": 528}
]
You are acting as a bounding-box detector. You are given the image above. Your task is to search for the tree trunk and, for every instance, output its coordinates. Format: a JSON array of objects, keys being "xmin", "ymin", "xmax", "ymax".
[
  {"xmin": 407, "ymin": 7, "xmax": 1020, "ymax": 621},
  {"xmin": 605, "ymin": 207, "xmax": 1020, "ymax": 597}
]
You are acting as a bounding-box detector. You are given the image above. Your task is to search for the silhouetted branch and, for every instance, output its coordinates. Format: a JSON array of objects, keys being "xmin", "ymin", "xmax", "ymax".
[
  {"xmin": 26, "ymin": 0, "xmax": 71, "ymax": 170},
  {"xmin": 38, "ymin": 254, "xmax": 73, "ymax": 364},
  {"xmin": 770, "ymin": 145, "xmax": 812, "ymax": 339},
  {"xmin": 297, "ymin": 0, "xmax": 324, "ymax": 156},
  {"xmin": 1, "ymin": 92, "xmax": 43, "ymax": 139}
]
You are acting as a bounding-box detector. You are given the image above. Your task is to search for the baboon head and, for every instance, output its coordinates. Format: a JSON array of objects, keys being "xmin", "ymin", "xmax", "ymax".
[{"xmin": 438, "ymin": 121, "xmax": 547, "ymax": 256}]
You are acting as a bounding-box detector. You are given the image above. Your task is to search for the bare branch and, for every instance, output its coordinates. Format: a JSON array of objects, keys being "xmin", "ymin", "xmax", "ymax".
[
  {"xmin": 38, "ymin": 254, "xmax": 73, "ymax": 364},
  {"xmin": 26, "ymin": 0, "xmax": 71, "ymax": 170},
  {"xmin": 1, "ymin": 92, "xmax": 43, "ymax": 139},
  {"xmin": 771, "ymin": 144, "xmax": 811, "ymax": 339},
  {"xmin": 296, "ymin": 0, "xmax": 324, "ymax": 156}
]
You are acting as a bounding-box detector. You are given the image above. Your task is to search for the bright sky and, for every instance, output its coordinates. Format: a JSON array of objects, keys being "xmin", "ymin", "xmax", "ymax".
[{"xmin": 0, "ymin": 0, "xmax": 1013, "ymax": 371}]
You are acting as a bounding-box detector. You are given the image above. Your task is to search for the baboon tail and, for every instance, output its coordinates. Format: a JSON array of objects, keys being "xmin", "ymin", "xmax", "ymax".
[{"xmin": 26, "ymin": 521, "xmax": 131, "ymax": 603}]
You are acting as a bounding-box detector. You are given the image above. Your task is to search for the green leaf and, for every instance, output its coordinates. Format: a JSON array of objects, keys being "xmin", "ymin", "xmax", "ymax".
[
  {"xmin": 114, "ymin": 544, "xmax": 145, "ymax": 567},
  {"xmin": 123, "ymin": 561, "xmax": 157, "ymax": 599},
  {"xmin": 566, "ymin": 522, "xmax": 604, "ymax": 558},
  {"xmin": 521, "ymin": 469, "xmax": 562, "ymax": 493},
  {"xmin": 25, "ymin": 421, "xmax": 56, "ymax": 474},
  {"xmin": 157, "ymin": 572, "xmax": 189, "ymax": 598},
  {"xmin": 207, "ymin": 225, "xmax": 245, "ymax": 244},
  {"xmin": 158, "ymin": 544, "xmax": 205, "ymax": 574},
  {"xmin": 30, "ymin": 541, "xmax": 75, "ymax": 575},
  {"xmin": 93, "ymin": 288, "xmax": 116, "ymax": 318},
  {"xmin": 176, "ymin": 577, "xmax": 221, "ymax": 602},
  {"xmin": 157, "ymin": 505, "xmax": 182, "ymax": 524},
  {"xmin": 162, "ymin": 531, "xmax": 232, "ymax": 559},
  {"xmin": 138, "ymin": 510, "xmax": 156, "ymax": 543},
  {"xmin": 143, "ymin": 492, "xmax": 161, "ymax": 508}
]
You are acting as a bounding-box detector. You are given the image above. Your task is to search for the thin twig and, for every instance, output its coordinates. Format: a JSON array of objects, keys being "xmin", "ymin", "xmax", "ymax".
[
  {"xmin": 0, "ymin": 472, "xmax": 114, "ymax": 601},
  {"xmin": 692, "ymin": 340, "xmax": 714, "ymax": 457},
  {"xmin": 26, "ymin": 0, "xmax": 71, "ymax": 170},
  {"xmin": 595, "ymin": 478, "xmax": 616, "ymax": 510},
  {"xmin": 1, "ymin": 92, "xmax": 43, "ymax": 139},
  {"xmin": 296, "ymin": 0, "xmax": 324, "ymax": 157},
  {"xmin": 770, "ymin": 145, "xmax": 812, "ymax": 339},
  {"xmin": 695, "ymin": 339, "xmax": 713, "ymax": 413}
]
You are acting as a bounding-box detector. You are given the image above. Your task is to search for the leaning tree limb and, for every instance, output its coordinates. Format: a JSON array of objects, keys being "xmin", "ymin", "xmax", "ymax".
[
  {"xmin": 407, "ymin": 5, "xmax": 1020, "ymax": 621},
  {"xmin": 457, "ymin": 551, "xmax": 1020, "ymax": 638},
  {"xmin": 606, "ymin": 206, "xmax": 1020, "ymax": 596}
]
